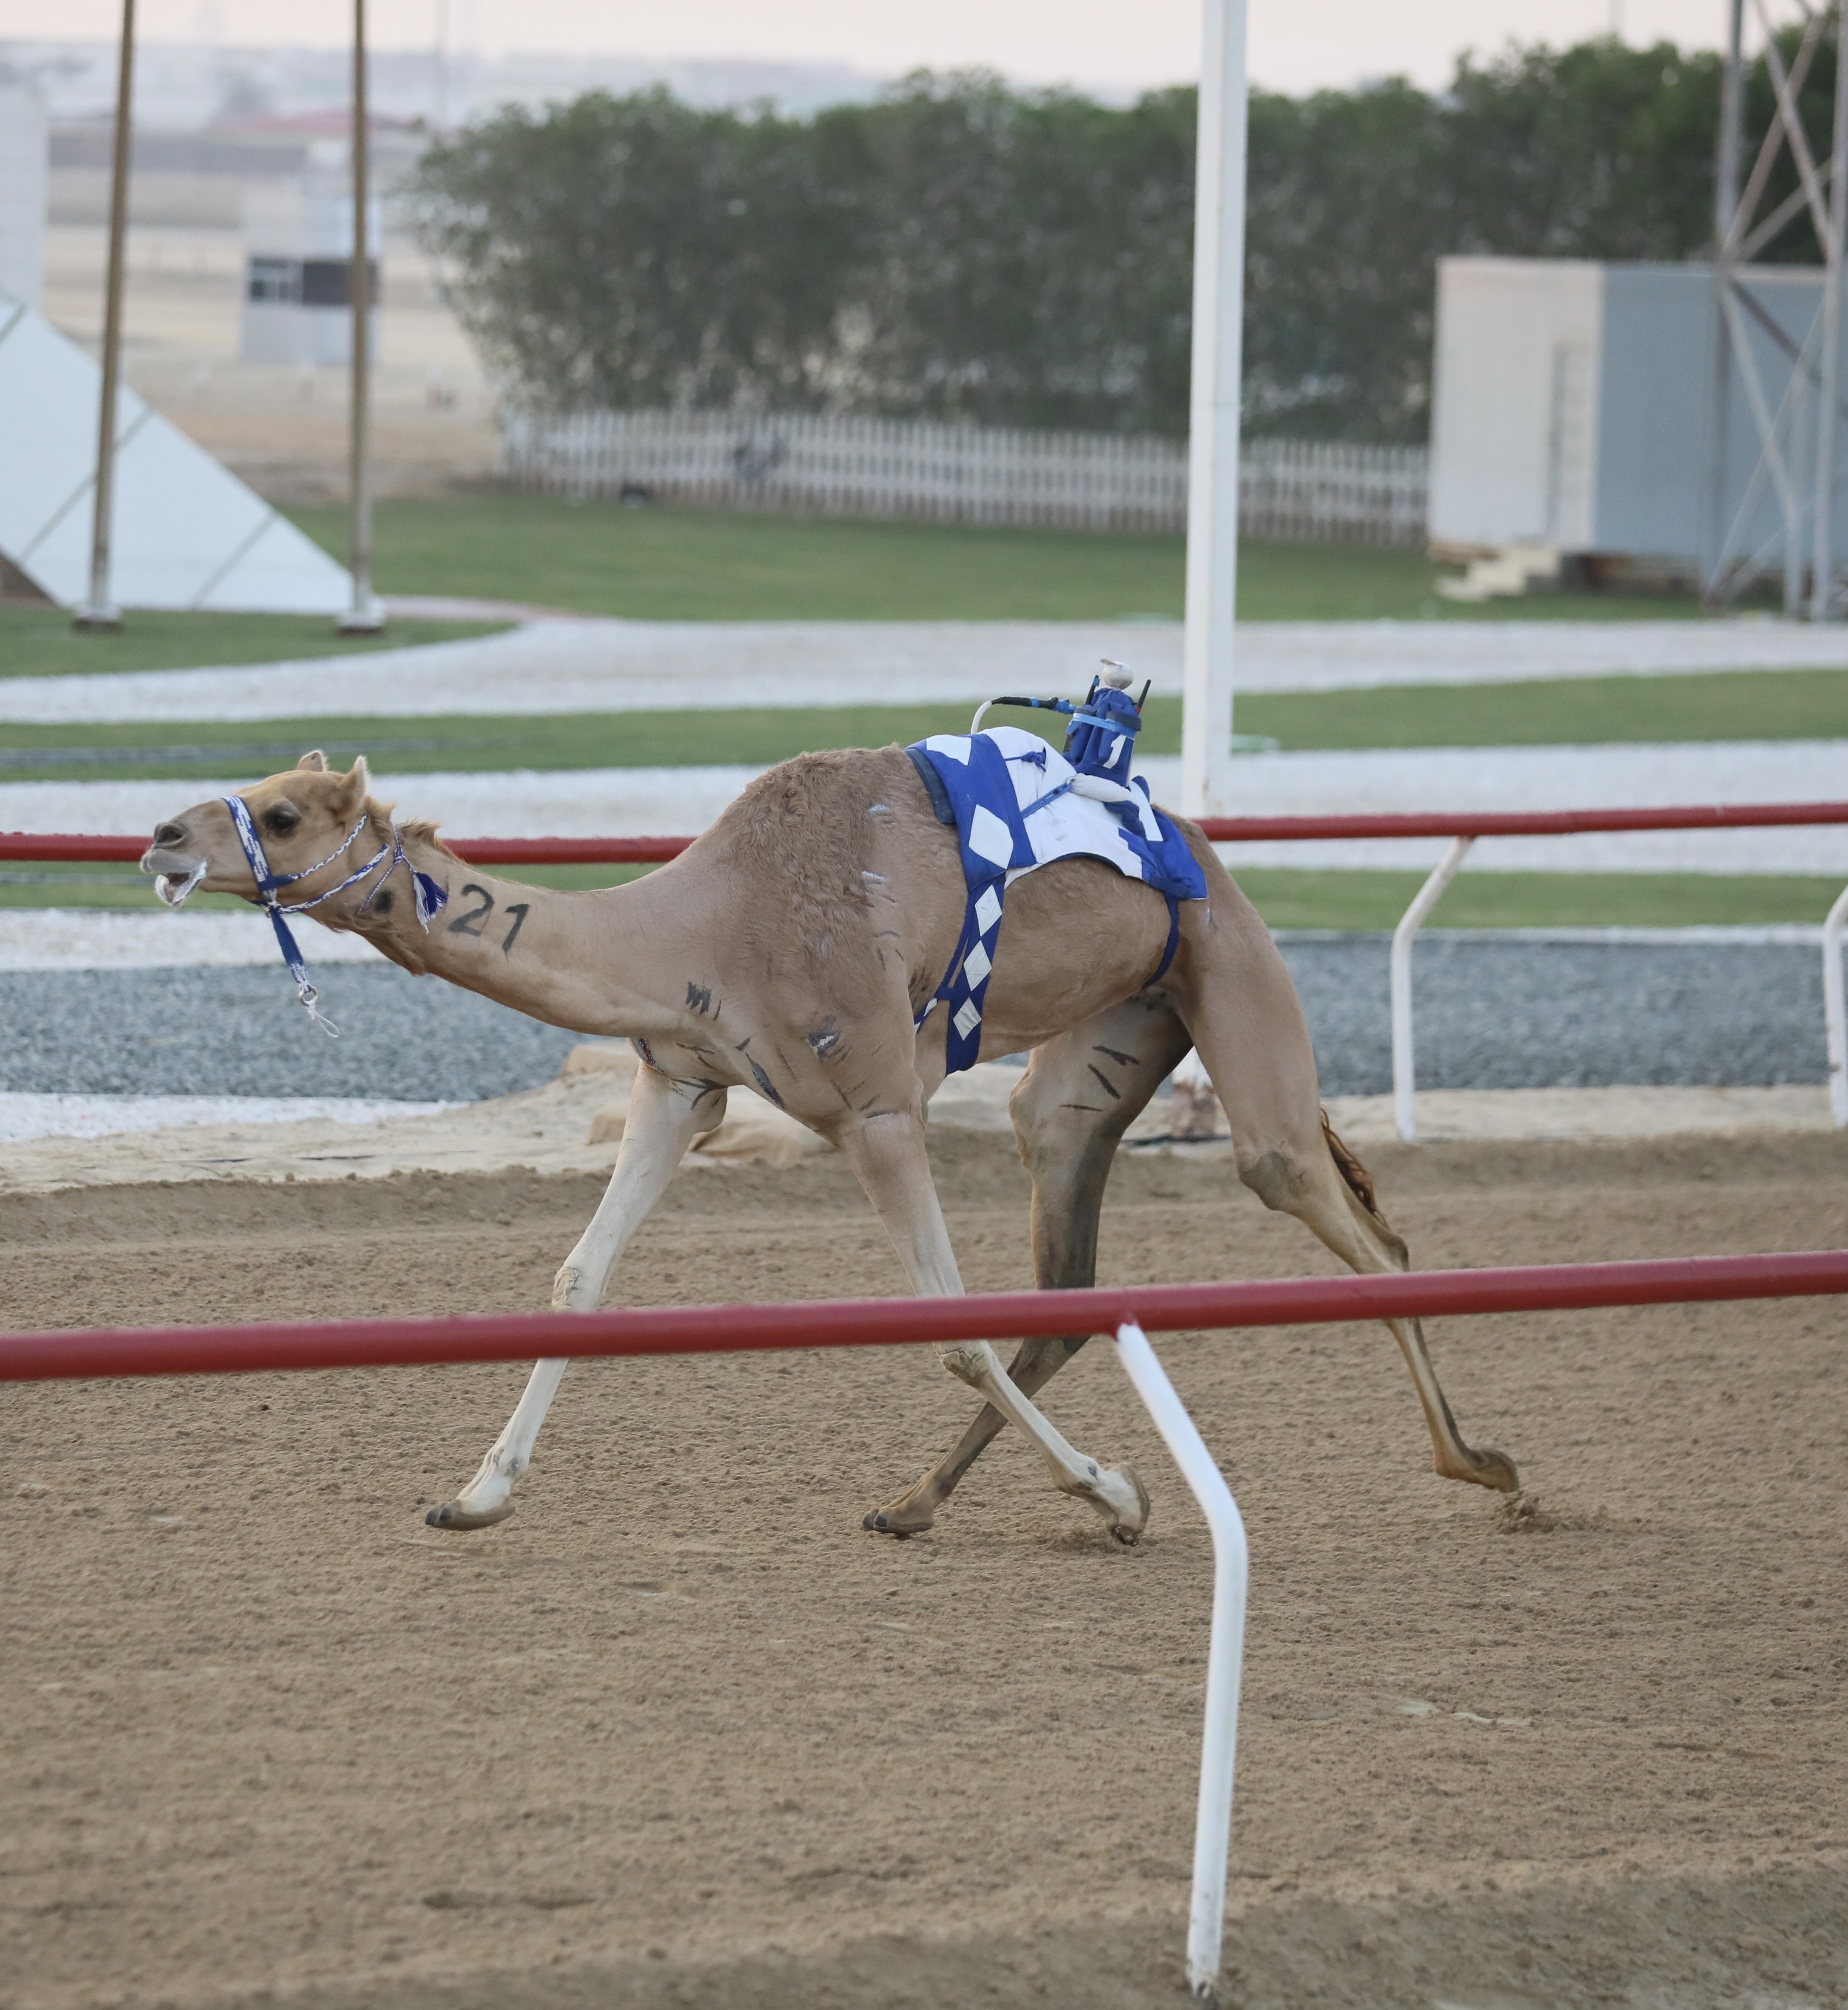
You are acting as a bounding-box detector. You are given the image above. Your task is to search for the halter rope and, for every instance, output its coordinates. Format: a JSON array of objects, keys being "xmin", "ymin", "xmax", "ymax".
[{"xmin": 221, "ymin": 794, "xmax": 448, "ymax": 1037}]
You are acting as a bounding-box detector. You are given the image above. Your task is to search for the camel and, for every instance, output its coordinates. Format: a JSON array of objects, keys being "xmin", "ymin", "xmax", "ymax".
[{"xmin": 140, "ymin": 745, "xmax": 1518, "ymax": 1542}]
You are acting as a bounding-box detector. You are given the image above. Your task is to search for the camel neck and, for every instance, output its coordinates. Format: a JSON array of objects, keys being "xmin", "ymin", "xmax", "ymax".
[{"xmin": 339, "ymin": 829, "xmax": 682, "ymax": 1040}]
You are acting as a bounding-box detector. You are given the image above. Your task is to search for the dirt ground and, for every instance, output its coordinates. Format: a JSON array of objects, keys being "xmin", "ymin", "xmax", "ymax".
[
  {"xmin": 43, "ymin": 227, "xmax": 496, "ymax": 501},
  {"xmin": 1, "ymin": 1132, "xmax": 1844, "ymax": 2010}
]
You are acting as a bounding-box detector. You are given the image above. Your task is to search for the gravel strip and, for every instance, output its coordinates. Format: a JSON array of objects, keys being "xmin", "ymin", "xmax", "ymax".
[
  {"xmin": 0, "ymin": 965, "xmax": 581, "ymax": 1101},
  {"xmin": 0, "ymin": 938, "xmax": 1825, "ymax": 1101},
  {"xmin": 1284, "ymin": 935, "xmax": 1827, "ymax": 1093}
]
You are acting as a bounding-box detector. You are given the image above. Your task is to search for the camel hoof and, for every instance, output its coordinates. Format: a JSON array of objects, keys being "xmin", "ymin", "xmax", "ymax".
[
  {"xmin": 426, "ymin": 1499, "xmax": 516, "ymax": 1531},
  {"xmin": 1444, "ymin": 1447, "xmax": 1521, "ymax": 1494},
  {"xmin": 1107, "ymin": 1463, "xmax": 1152, "ymax": 1544},
  {"xmin": 863, "ymin": 1500, "xmax": 934, "ymax": 1538}
]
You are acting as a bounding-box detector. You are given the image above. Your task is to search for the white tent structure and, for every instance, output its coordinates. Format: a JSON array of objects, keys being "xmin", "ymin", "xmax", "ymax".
[{"xmin": 0, "ymin": 297, "xmax": 354, "ymax": 614}]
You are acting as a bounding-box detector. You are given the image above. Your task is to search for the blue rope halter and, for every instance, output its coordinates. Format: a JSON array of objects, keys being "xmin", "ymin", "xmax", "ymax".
[{"xmin": 221, "ymin": 794, "xmax": 448, "ymax": 1037}]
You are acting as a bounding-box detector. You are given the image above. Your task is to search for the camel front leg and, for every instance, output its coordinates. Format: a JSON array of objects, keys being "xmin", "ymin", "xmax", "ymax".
[
  {"xmin": 426, "ymin": 1065, "xmax": 719, "ymax": 1531},
  {"xmin": 840, "ymin": 1110, "xmax": 1149, "ymax": 1543}
]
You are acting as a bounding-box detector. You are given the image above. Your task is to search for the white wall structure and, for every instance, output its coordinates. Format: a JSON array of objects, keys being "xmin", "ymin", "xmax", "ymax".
[
  {"xmin": 1430, "ymin": 258, "xmax": 1601, "ymax": 553},
  {"xmin": 0, "ymin": 298, "xmax": 354, "ymax": 612},
  {"xmin": 1430, "ymin": 254, "xmax": 1847, "ymax": 571},
  {"xmin": 241, "ymin": 180, "xmax": 381, "ymax": 369},
  {"xmin": 0, "ymin": 84, "xmax": 48, "ymax": 312}
]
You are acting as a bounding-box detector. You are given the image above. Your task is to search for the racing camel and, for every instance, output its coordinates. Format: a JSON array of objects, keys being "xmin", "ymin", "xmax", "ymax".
[{"xmin": 141, "ymin": 747, "xmax": 1518, "ymax": 1541}]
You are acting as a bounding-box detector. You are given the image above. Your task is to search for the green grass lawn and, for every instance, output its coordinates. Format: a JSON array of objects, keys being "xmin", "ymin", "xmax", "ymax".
[
  {"xmin": 1236, "ymin": 669, "xmax": 1846, "ymax": 747},
  {"xmin": 5, "ymin": 668, "xmax": 1839, "ymax": 783},
  {"xmin": 0, "ymin": 506, "xmax": 1767, "ymax": 681},
  {"xmin": 10, "ymin": 859, "xmax": 1836, "ymax": 928},
  {"xmin": 1231, "ymin": 869, "xmax": 1841, "ymax": 931},
  {"xmin": 0, "ymin": 604, "xmax": 506, "ymax": 680},
  {"xmin": 282, "ymin": 494, "xmax": 1712, "ymax": 624}
]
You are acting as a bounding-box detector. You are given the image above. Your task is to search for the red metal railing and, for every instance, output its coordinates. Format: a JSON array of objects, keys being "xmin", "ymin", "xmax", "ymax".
[
  {"xmin": 2, "ymin": 1251, "xmax": 1842, "ymax": 1383},
  {"xmin": 4, "ymin": 800, "xmax": 1846, "ymax": 867}
]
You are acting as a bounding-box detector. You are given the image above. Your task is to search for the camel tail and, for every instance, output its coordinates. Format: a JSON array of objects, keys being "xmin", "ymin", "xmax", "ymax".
[{"xmin": 1319, "ymin": 1107, "xmax": 1386, "ymax": 1223}]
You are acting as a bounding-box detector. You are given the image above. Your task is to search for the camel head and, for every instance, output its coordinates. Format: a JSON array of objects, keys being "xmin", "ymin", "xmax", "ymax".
[{"xmin": 140, "ymin": 750, "xmax": 376, "ymax": 911}]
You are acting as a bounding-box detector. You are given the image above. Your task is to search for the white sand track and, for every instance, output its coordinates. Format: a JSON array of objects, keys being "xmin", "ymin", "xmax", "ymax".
[
  {"xmin": 0, "ymin": 1069, "xmax": 1831, "ymax": 1196},
  {"xmin": 0, "ymin": 1092, "xmax": 453, "ymax": 1145},
  {"xmin": 0, "ymin": 907, "xmax": 391, "ymax": 970},
  {"xmin": 4, "ymin": 616, "xmax": 1848, "ymax": 725}
]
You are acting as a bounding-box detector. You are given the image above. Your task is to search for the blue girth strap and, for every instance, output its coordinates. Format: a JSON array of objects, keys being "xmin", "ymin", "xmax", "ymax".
[
  {"xmin": 905, "ymin": 735, "xmax": 1029, "ymax": 1075},
  {"xmin": 1148, "ymin": 892, "xmax": 1181, "ymax": 988},
  {"xmin": 222, "ymin": 793, "xmax": 447, "ymax": 1037}
]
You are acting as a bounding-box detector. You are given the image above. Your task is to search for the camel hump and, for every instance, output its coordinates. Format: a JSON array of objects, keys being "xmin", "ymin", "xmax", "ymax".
[{"xmin": 714, "ymin": 745, "xmax": 929, "ymax": 864}]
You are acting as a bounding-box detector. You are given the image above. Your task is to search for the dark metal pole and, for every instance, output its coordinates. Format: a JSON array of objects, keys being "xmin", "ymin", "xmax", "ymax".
[
  {"xmin": 339, "ymin": 0, "xmax": 385, "ymax": 634},
  {"xmin": 73, "ymin": 0, "xmax": 135, "ymax": 633}
]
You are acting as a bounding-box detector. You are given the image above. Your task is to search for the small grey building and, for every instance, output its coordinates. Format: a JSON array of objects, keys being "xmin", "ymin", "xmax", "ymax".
[{"xmin": 1429, "ymin": 254, "xmax": 1844, "ymax": 585}]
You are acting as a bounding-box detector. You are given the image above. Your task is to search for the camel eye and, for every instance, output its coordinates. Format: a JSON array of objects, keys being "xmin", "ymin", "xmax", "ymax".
[{"xmin": 262, "ymin": 805, "xmax": 300, "ymax": 836}]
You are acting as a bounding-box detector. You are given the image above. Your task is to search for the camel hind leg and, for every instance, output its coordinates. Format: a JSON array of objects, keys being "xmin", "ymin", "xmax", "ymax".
[
  {"xmin": 1179, "ymin": 878, "xmax": 1519, "ymax": 1493},
  {"xmin": 863, "ymin": 995, "xmax": 1191, "ymax": 1535}
]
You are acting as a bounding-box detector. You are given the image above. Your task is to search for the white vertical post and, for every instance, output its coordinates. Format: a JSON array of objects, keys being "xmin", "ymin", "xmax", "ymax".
[
  {"xmin": 1825, "ymin": 879, "xmax": 1848, "ymax": 1127},
  {"xmin": 1114, "ymin": 1320, "xmax": 1249, "ymax": 2004},
  {"xmin": 1181, "ymin": 0, "xmax": 1249, "ymax": 818},
  {"xmin": 1390, "ymin": 836, "xmax": 1473, "ymax": 1143}
]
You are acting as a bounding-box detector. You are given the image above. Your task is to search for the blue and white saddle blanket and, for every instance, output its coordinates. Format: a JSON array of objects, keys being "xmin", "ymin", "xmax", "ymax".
[{"xmin": 906, "ymin": 725, "xmax": 1207, "ymax": 1075}]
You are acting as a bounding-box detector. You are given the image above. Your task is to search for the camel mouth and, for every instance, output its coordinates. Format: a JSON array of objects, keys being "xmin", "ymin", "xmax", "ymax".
[{"xmin": 153, "ymin": 861, "xmax": 209, "ymax": 909}]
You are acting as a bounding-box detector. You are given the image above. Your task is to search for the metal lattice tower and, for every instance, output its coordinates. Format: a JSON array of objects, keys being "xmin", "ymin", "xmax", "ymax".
[{"xmin": 1707, "ymin": 0, "xmax": 1848, "ymax": 617}]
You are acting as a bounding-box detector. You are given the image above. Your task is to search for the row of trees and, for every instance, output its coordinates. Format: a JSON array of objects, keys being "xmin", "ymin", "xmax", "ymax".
[{"xmin": 409, "ymin": 37, "xmax": 1836, "ymax": 443}]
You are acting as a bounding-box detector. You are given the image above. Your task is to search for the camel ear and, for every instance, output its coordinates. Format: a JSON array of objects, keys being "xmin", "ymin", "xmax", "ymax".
[
  {"xmin": 331, "ymin": 756, "xmax": 370, "ymax": 815},
  {"xmin": 296, "ymin": 749, "xmax": 328, "ymax": 772}
]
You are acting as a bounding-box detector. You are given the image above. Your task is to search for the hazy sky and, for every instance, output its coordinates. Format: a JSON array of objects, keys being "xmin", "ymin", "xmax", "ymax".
[{"xmin": 0, "ymin": 0, "xmax": 1730, "ymax": 96}]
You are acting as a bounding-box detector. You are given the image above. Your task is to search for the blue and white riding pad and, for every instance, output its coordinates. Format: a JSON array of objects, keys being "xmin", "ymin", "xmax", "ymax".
[{"xmin": 907, "ymin": 725, "xmax": 1207, "ymax": 1075}]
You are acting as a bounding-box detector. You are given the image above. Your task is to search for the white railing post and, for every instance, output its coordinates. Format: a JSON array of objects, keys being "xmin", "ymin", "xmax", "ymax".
[
  {"xmin": 1825, "ymin": 878, "xmax": 1848, "ymax": 1127},
  {"xmin": 1391, "ymin": 835, "xmax": 1474, "ymax": 1143},
  {"xmin": 1114, "ymin": 1320, "xmax": 1249, "ymax": 2005}
]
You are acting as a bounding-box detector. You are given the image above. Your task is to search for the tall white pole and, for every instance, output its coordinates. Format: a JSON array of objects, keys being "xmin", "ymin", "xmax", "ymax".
[{"xmin": 1181, "ymin": 0, "xmax": 1250, "ymax": 817}]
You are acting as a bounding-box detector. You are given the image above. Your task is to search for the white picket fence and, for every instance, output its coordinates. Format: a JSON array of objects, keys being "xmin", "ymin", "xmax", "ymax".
[{"xmin": 498, "ymin": 409, "xmax": 1429, "ymax": 545}]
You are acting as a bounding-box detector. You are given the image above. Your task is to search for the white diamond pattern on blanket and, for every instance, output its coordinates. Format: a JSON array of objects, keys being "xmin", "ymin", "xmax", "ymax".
[
  {"xmin": 968, "ymin": 804, "xmax": 1015, "ymax": 867},
  {"xmin": 907, "ymin": 723, "xmax": 1204, "ymax": 1083}
]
